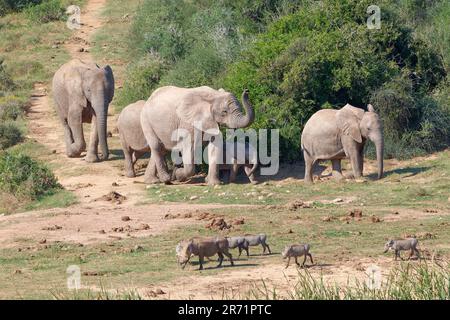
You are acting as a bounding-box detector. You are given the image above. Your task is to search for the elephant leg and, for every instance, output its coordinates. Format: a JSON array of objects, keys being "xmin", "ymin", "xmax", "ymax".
[
  {"xmin": 85, "ymin": 114, "xmax": 100, "ymax": 163},
  {"xmin": 229, "ymin": 163, "xmax": 238, "ymax": 183},
  {"xmin": 61, "ymin": 119, "xmax": 74, "ymax": 153},
  {"xmin": 304, "ymin": 153, "xmax": 315, "ymax": 184},
  {"xmin": 174, "ymin": 145, "xmax": 196, "ymax": 182},
  {"xmin": 349, "ymin": 152, "xmax": 363, "ymax": 179},
  {"xmin": 143, "ymin": 156, "xmax": 159, "ymax": 184},
  {"xmin": 206, "ymin": 140, "xmax": 221, "ymax": 186},
  {"xmin": 331, "ymin": 159, "xmax": 344, "ymax": 180},
  {"xmin": 358, "ymin": 148, "xmax": 364, "ymax": 176},
  {"xmin": 244, "ymin": 165, "xmax": 258, "ymax": 184},
  {"xmin": 123, "ymin": 149, "xmax": 135, "ymax": 178},
  {"xmin": 67, "ymin": 107, "xmax": 86, "ymax": 158}
]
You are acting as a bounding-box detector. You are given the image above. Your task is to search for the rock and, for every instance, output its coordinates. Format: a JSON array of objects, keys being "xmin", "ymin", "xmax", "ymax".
[
  {"xmin": 205, "ymin": 218, "xmax": 230, "ymax": 230},
  {"xmin": 155, "ymin": 288, "xmax": 165, "ymax": 295},
  {"xmin": 138, "ymin": 223, "xmax": 150, "ymax": 230},
  {"xmin": 78, "ymin": 48, "xmax": 85, "ymax": 52},
  {"xmin": 38, "ymin": 239, "xmax": 47, "ymax": 244},
  {"xmin": 288, "ymin": 229, "xmax": 294, "ymax": 234},
  {"xmin": 42, "ymin": 225, "xmax": 62, "ymax": 231},
  {"xmin": 189, "ymin": 196, "xmax": 199, "ymax": 201},
  {"xmin": 348, "ymin": 209, "xmax": 363, "ymax": 218},
  {"xmin": 322, "ymin": 216, "xmax": 334, "ymax": 222},
  {"xmin": 424, "ymin": 209, "xmax": 438, "ymax": 213},
  {"xmin": 371, "ymin": 215, "xmax": 382, "ymax": 223},
  {"xmin": 121, "ymin": 216, "xmax": 131, "ymax": 222},
  {"xmin": 332, "ymin": 198, "xmax": 344, "ymax": 204},
  {"xmin": 99, "ymin": 230, "xmax": 106, "ymax": 234},
  {"xmin": 107, "ymin": 131, "xmax": 113, "ymax": 137},
  {"xmin": 14, "ymin": 269, "xmax": 22, "ymax": 275},
  {"xmin": 286, "ymin": 200, "xmax": 310, "ymax": 211},
  {"xmin": 232, "ymin": 218, "xmax": 245, "ymax": 226}
]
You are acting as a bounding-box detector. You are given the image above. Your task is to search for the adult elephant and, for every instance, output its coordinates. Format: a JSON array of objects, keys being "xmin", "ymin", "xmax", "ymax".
[
  {"xmin": 140, "ymin": 86, "xmax": 254, "ymax": 185},
  {"xmin": 52, "ymin": 59, "xmax": 114, "ymax": 162},
  {"xmin": 301, "ymin": 104, "xmax": 384, "ymax": 183}
]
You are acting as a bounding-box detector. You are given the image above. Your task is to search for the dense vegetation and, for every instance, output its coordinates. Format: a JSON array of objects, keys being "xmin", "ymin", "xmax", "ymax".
[{"xmin": 119, "ymin": 0, "xmax": 449, "ymax": 161}]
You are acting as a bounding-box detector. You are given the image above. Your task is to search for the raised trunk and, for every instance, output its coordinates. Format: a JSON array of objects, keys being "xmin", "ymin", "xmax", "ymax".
[
  {"xmin": 93, "ymin": 97, "xmax": 109, "ymax": 161},
  {"xmin": 231, "ymin": 90, "xmax": 255, "ymax": 128}
]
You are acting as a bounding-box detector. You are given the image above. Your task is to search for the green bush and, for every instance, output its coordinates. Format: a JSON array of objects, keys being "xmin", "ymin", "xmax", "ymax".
[
  {"xmin": 25, "ymin": 0, "xmax": 63, "ymax": 23},
  {"xmin": 116, "ymin": 56, "xmax": 168, "ymax": 110},
  {"xmin": 221, "ymin": 0, "xmax": 448, "ymax": 161},
  {"xmin": 0, "ymin": 0, "xmax": 42, "ymax": 16},
  {"xmin": 0, "ymin": 96, "xmax": 25, "ymax": 120},
  {"xmin": 0, "ymin": 152, "xmax": 60, "ymax": 200},
  {"xmin": 0, "ymin": 59, "xmax": 15, "ymax": 94},
  {"xmin": 0, "ymin": 121, "xmax": 23, "ymax": 150}
]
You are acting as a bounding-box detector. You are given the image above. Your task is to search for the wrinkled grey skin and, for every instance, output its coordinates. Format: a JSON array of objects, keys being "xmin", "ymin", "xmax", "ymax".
[
  {"xmin": 242, "ymin": 234, "xmax": 271, "ymax": 255},
  {"xmin": 384, "ymin": 238, "xmax": 420, "ymax": 261},
  {"xmin": 117, "ymin": 100, "xmax": 151, "ymax": 177},
  {"xmin": 52, "ymin": 59, "xmax": 114, "ymax": 162},
  {"xmin": 216, "ymin": 141, "xmax": 259, "ymax": 184},
  {"xmin": 177, "ymin": 237, "xmax": 234, "ymax": 270},
  {"xmin": 301, "ymin": 104, "xmax": 384, "ymax": 183},
  {"xmin": 227, "ymin": 236, "xmax": 250, "ymax": 258},
  {"xmin": 282, "ymin": 244, "xmax": 314, "ymax": 269},
  {"xmin": 141, "ymin": 86, "xmax": 255, "ymax": 185}
]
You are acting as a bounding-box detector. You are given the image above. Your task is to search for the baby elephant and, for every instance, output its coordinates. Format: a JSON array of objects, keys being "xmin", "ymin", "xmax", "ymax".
[
  {"xmin": 282, "ymin": 244, "xmax": 314, "ymax": 268},
  {"xmin": 117, "ymin": 100, "xmax": 150, "ymax": 177},
  {"xmin": 384, "ymin": 238, "xmax": 420, "ymax": 261},
  {"xmin": 219, "ymin": 141, "xmax": 259, "ymax": 184},
  {"xmin": 177, "ymin": 237, "xmax": 234, "ymax": 270}
]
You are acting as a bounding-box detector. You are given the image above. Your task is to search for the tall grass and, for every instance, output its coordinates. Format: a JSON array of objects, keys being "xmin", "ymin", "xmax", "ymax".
[{"xmin": 239, "ymin": 262, "xmax": 449, "ymax": 300}]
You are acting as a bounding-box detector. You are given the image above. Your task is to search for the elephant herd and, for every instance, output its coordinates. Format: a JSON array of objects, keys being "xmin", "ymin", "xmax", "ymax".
[{"xmin": 52, "ymin": 59, "xmax": 384, "ymax": 184}]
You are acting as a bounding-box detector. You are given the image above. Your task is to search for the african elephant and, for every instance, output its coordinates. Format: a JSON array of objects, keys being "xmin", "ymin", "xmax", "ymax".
[
  {"xmin": 301, "ymin": 104, "xmax": 384, "ymax": 183},
  {"xmin": 209, "ymin": 140, "xmax": 259, "ymax": 184},
  {"xmin": 117, "ymin": 100, "xmax": 150, "ymax": 177},
  {"xmin": 140, "ymin": 86, "xmax": 255, "ymax": 185},
  {"xmin": 52, "ymin": 59, "xmax": 114, "ymax": 162}
]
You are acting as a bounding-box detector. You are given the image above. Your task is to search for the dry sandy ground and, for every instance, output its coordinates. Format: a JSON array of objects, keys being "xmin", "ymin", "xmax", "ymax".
[{"xmin": 4, "ymin": 0, "xmax": 448, "ymax": 300}]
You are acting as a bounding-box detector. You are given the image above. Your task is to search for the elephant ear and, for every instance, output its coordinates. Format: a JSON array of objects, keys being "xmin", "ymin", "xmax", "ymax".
[
  {"xmin": 176, "ymin": 91, "xmax": 220, "ymax": 136},
  {"xmin": 337, "ymin": 104, "xmax": 363, "ymax": 143}
]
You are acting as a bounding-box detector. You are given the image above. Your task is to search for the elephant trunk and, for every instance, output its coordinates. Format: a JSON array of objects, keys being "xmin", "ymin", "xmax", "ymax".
[
  {"xmin": 230, "ymin": 90, "xmax": 255, "ymax": 128},
  {"xmin": 372, "ymin": 135, "xmax": 384, "ymax": 179},
  {"xmin": 93, "ymin": 97, "xmax": 109, "ymax": 161}
]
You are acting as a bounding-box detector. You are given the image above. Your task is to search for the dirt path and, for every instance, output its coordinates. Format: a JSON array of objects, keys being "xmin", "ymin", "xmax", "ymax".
[{"xmin": 1, "ymin": 0, "xmax": 239, "ymax": 248}]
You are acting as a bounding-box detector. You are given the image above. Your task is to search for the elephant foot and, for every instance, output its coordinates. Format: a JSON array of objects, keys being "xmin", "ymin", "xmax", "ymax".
[
  {"xmin": 304, "ymin": 178, "xmax": 314, "ymax": 185},
  {"xmin": 85, "ymin": 153, "xmax": 100, "ymax": 163},
  {"xmin": 207, "ymin": 178, "xmax": 221, "ymax": 186},
  {"xmin": 126, "ymin": 171, "xmax": 136, "ymax": 178},
  {"xmin": 250, "ymin": 179, "xmax": 259, "ymax": 185},
  {"xmin": 144, "ymin": 176, "xmax": 160, "ymax": 184}
]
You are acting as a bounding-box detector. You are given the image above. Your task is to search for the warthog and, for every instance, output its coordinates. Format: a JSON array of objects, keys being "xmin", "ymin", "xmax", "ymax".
[
  {"xmin": 243, "ymin": 234, "xmax": 271, "ymax": 256},
  {"xmin": 384, "ymin": 238, "xmax": 420, "ymax": 261},
  {"xmin": 227, "ymin": 236, "xmax": 250, "ymax": 257},
  {"xmin": 282, "ymin": 244, "xmax": 314, "ymax": 268},
  {"xmin": 177, "ymin": 237, "xmax": 234, "ymax": 270}
]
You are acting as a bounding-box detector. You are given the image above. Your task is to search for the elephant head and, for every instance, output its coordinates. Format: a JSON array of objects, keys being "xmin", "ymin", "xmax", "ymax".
[
  {"xmin": 337, "ymin": 104, "xmax": 384, "ymax": 179},
  {"xmin": 177, "ymin": 88, "xmax": 255, "ymax": 135},
  {"xmin": 81, "ymin": 65, "xmax": 114, "ymax": 161}
]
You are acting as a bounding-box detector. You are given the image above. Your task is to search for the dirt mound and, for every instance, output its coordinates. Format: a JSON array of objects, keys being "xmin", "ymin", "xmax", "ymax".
[
  {"xmin": 96, "ymin": 191, "xmax": 127, "ymax": 204},
  {"xmin": 286, "ymin": 200, "xmax": 311, "ymax": 211},
  {"xmin": 206, "ymin": 218, "xmax": 231, "ymax": 230}
]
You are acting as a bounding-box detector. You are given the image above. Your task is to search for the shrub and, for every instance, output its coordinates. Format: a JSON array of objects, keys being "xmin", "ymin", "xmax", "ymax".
[
  {"xmin": 0, "ymin": 0, "xmax": 42, "ymax": 16},
  {"xmin": 0, "ymin": 59, "xmax": 15, "ymax": 93},
  {"xmin": 0, "ymin": 121, "xmax": 23, "ymax": 150},
  {"xmin": 116, "ymin": 56, "xmax": 168, "ymax": 111},
  {"xmin": 221, "ymin": 0, "xmax": 448, "ymax": 161},
  {"xmin": 0, "ymin": 96, "xmax": 25, "ymax": 120},
  {"xmin": 25, "ymin": 0, "xmax": 64, "ymax": 24},
  {"xmin": 0, "ymin": 152, "xmax": 60, "ymax": 200}
]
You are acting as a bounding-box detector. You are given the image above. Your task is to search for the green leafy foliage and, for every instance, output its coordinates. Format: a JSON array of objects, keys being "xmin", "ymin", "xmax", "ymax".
[
  {"xmin": 0, "ymin": 152, "xmax": 61, "ymax": 200},
  {"xmin": 0, "ymin": 121, "xmax": 23, "ymax": 150},
  {"xmin": 120, "ymin": 0, "xmax": 448, "ymax": 160},
  {"xmin": 25, "ymin": 0, "xmax": 64, "ymax": 23}
]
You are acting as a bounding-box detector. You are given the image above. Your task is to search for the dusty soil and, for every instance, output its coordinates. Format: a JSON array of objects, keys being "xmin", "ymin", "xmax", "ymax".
[{"xmin": 4, "ymin": 0, "xmax": 447, "ymax": 300}]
